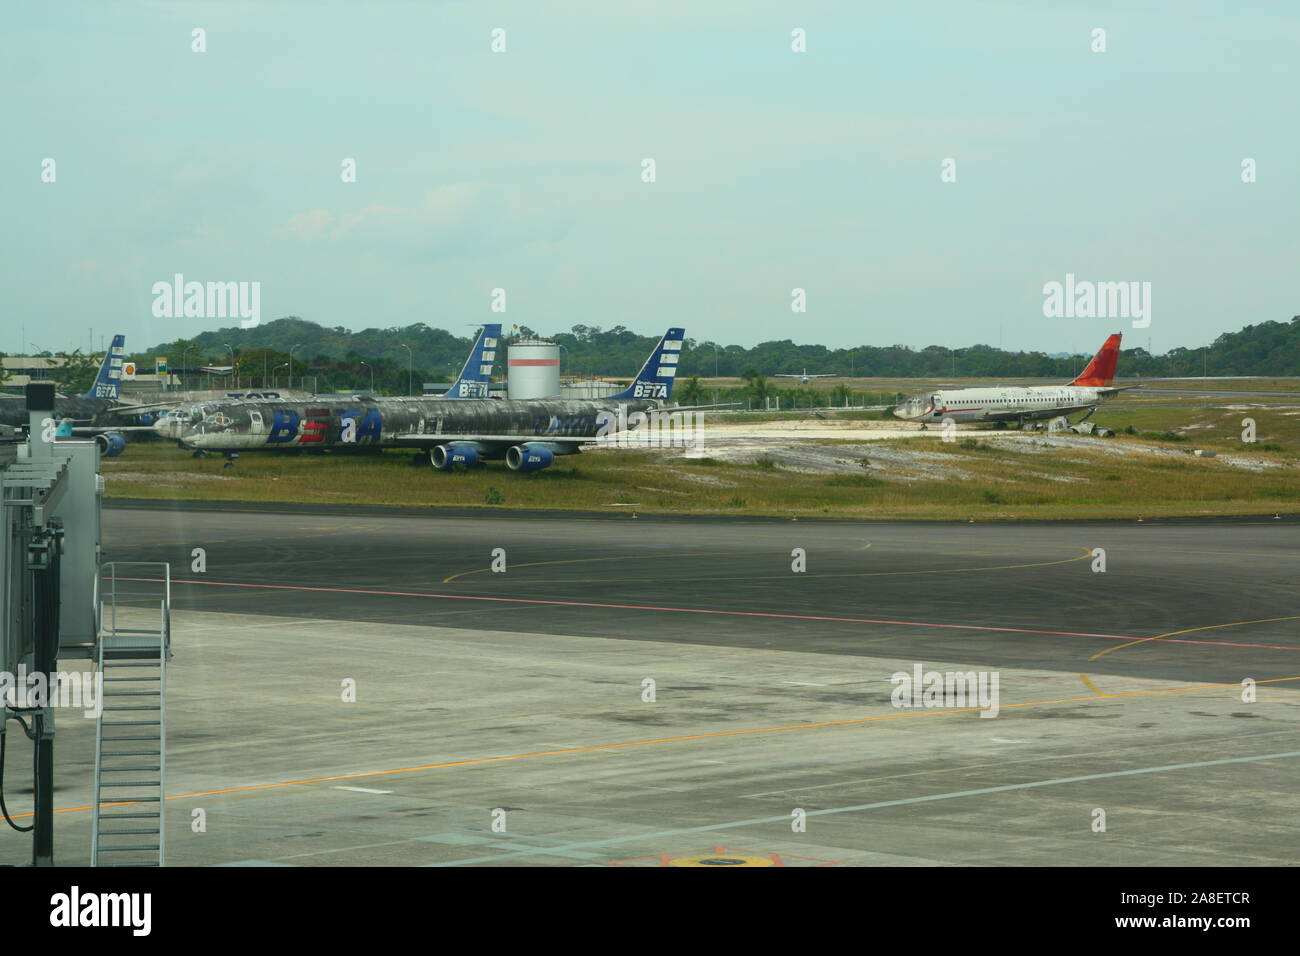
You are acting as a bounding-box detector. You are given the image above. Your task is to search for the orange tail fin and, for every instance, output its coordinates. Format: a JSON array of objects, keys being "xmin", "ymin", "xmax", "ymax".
[{"xmin": 1070, "ymin": 333, "xmax": 1122, "ymax": 386}]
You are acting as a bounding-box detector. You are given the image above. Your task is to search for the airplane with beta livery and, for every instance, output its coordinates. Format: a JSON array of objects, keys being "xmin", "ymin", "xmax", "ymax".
[
  {"xmin": 155, "ymin": 323, "xmax": 500, "ymax": 440},
  {"xmin": 893, "ymin": 332, "xmax": 1132, "ymax": 429},
  {"xmin": 0, "ymin": 335, "xmax": 170, "ymax": 456},
  {"xmin": 158, "ymin": 328, "xmax": 687, "ymax": 473}
]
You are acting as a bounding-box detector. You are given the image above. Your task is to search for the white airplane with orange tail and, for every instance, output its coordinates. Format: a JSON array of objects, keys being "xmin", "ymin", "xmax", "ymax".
[{"xmin": 893, "ymin": 333, "xmax": 1133, "ymax": 429}]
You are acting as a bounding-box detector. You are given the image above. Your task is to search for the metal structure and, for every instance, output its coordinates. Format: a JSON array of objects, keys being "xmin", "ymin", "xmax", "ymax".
[
  {"xmin": 506, "ymin": 338, "xmax": 561, "ymax": 400},
  {"xmin": 1, "ymin": 383, "xmax": 171, "ymax": 866},
  {"xmin": 1, "ymin": 385, "xmax": 101, "ymax": 864},
  {"xmin": 91, "ymin": 562, "xmax": 170, "ymax": 867}
]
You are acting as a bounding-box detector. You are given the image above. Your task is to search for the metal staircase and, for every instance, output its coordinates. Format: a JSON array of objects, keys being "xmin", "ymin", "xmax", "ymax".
[{"xmin": 91, "ymin": 562, "xmax": 171, "ymax": 867}]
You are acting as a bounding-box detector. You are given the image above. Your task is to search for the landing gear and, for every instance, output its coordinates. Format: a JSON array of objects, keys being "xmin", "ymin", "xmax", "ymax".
[
  {"xmin": 1077, "ymin": 406, "xmax": 1098, "ymax": 424},
  {"xmin": 919, "ymin": 423, "xmax": 928, "ymax": 431},
  {"xmin": 222, "ymin": 452, "xmax": 240, "ymax": 470},
  {"xmin": 190, "ymin": 449, "xmax": 207, "ymax": 459}
]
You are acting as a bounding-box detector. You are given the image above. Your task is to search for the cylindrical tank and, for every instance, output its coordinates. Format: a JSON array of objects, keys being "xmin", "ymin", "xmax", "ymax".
[{"xmin": 507, "ymin": 339, "xmax": 561, "ymax": 400}]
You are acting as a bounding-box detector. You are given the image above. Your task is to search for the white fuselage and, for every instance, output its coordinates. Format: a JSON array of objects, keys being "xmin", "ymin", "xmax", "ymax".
[{"xmin": 893, "ymin": 385, "xmax": 1110, "ymax": 424}]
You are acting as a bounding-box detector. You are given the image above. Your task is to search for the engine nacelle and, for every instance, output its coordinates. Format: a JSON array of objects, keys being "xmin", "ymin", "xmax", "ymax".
[
  {"xmin": 95, "ymin": 432, "xmax": 127, "ymax": 457},
  {"xmin": 430, "ymin": 443, "xmax": 480, "ymax": 470},
  {"xmin": 506, "ymin": 443, "xmax": 555, "ymax": 473}
]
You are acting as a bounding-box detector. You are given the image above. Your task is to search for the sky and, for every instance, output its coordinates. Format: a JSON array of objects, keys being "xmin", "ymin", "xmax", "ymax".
[{"xmin": 3, "ymin": 1, "xmax": 1297, "ymax": 358}]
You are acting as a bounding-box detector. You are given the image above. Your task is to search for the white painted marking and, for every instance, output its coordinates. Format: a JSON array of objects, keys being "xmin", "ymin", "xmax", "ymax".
[
  {"xmin": 332, "ymin": 786, "xmax": 393, "ymax": 794},
  {"xmin": 426, "ymin": 750, "xmax": 1300, "ymax": 867},
  {"xmin": 783, "ymin": 681, "xmax": 827, "ymax": 686}
]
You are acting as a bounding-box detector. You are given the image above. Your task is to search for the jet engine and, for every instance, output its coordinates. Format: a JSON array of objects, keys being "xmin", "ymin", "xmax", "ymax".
[
  {"xmin": 94, "ymin": 432, "xmax": 127, "ymax": 457},
  {"xmin": 505, "ymin": 443, "xmax": 554, "ymax": 473},
  {"xmin": 430, "ymin": 443, "xmax": 480, "ymax": 470}
]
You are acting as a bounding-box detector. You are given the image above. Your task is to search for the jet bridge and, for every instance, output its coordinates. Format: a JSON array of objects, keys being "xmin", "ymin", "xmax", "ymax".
[{"xmin": 0, "ymin": 384, "xmax": 168, "ymax": 866}]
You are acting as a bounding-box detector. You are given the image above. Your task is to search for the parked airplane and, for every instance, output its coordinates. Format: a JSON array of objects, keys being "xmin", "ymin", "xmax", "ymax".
[
  {"xmin": 155, "ymin": 323, "xmax": 501, "ymax": 442},
  {"xmin": 0, "ymin": 335, "xmax": 166, "ymax": 455},
  {"xmin": 158, "ymin": 328, "xmax": 687, "ymax": 472},
  {"xmin": 892, "ymin": 332, "xmax": 1132, "ymax": 429},
  {"xmin": 775, "ymin": 368, "xmax": 835, "ymax": 385}
]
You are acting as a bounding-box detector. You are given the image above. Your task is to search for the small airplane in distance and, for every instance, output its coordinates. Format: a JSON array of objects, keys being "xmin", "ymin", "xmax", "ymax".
[
  {"xmin": 775, "ymin": 368, "xmax": 835, "ymax": 385},
  {"xmin": 893, "ymin": 332, "xmax": 1134, "ymax": 430}
]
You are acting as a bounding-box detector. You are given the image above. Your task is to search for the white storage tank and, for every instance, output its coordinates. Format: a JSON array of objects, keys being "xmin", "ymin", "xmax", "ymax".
[{"xmin": 507, "ymin": 338, "xmax": 561, "ymax": 400}]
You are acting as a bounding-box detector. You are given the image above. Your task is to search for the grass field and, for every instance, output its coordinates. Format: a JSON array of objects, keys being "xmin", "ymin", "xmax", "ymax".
[{"xmin": 104, "ymin": 403, "xmax": 1299, "ymax": 520}]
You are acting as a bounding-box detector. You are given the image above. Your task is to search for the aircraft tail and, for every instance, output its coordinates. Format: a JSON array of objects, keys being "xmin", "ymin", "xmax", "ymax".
[
  {"xmin": 608, "ymin": 328, "xmax": 685, "ymax": 401},
  {"xmin": 82, "ymin": 334, "xmax": 125, "ymax": 400},
  {"xmin": 444, "ymin": 324, "xmax": 501, "ymax": 398},
  {"xmin": 1069, "ymin": 332, "xmax": 1122, "ymax": 387}
]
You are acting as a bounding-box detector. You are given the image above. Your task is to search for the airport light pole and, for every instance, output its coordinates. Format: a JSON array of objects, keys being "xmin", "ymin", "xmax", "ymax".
[
  {"xmin": 180, "ymin": 344, "xmax": 198, "ymax": 390},
  {"xmin": 273, "ymin": 363, "xmax": 288, "ymax": 388},
  {"xmin": 400, "ymin": 343, "xmax": 412, "ymax": 396},
  {"xmin": 288, "ymin": 343, "xmax": 302, "ymax": 392},
  {"xmin": 360, "ymin": 361, "xmax": 374, "ymax": 394},
  {"xmin": 224, "ymin": 343, "xmax": 237, "ymax": 389}
]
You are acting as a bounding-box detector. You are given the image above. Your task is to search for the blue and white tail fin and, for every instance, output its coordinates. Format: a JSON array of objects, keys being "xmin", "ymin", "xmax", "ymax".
[
  {"xmin": 82, "ymin": 334, "xmax": 125, "ymax": 400},
  {"xmin": 608, "ymin": 328, "xmax": 685, "ymax": 401},
  {"xmin": 444, "ymin": 324, "xmax": 502, "ymax": 398}
]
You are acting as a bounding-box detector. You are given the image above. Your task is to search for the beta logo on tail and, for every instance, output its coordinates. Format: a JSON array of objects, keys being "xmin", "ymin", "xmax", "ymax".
[{"xmin": 83, "ymin": 334, "xmax": 126, "ymax": 400}]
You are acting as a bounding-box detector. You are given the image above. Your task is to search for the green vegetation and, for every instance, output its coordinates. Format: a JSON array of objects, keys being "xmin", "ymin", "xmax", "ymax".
[
  {"xmin": 103, "ymin": 413, "xmax": 1298, "ymax": 519},
  {"xmin": 132, "ymin": 313, "xmax": 1300, "ymax": 397},
  {"xmin": 39, "ymin": 349, "xmax": 103, "ymax": 395}
]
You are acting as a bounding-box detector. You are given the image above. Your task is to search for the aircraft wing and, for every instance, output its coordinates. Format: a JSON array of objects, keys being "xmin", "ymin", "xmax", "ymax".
[
  {"xmin": 977, "ymin": 407, "xmax": 1037, "ymax": 422},
  {"xmin": 390, "ymin": 433, "xmax": 593, "ymax": 448},
  {"xmin": 109, "ymin": 400, "xmax": 186, "ymax": 413},
  {"xmin": 70, "ymin": 425, "xmax": 159, "ymax": 434}
]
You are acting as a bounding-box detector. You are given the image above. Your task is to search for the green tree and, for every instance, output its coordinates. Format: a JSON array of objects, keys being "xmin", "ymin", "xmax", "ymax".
[
  {"xmin": 742, "ymin": 369, "xmax": 773, "ymax": 406},
  {"xmin": 46, "ymin": 349, "xmax": 103, "ymax": 396},
  {"xmin": 677, "ymin": 374, "xmax": 705, "ymax": 405}
]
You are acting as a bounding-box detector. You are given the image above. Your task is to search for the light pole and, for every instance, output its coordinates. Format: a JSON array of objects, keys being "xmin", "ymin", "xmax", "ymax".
[
  {"xmin": 288, "ymin": 343, "xmax": 302, "ymax": 391},
  {"xmin": 224, "ymin": 343, "xmax": 237, "ymax": 389},
  {"xmin": 273, "ymin": 363, "xmax": 288, "ymax": 389},
  {"xmin": 400, "ymin": 343, "xmax": 412, "ymax": 396},
  {"xmin": 359, "ymin": 361, "xmax": 373, "ymax": 394},
  {"xmin": 180, "ymin": 345, "xmax": 198, "ymax": 390}
]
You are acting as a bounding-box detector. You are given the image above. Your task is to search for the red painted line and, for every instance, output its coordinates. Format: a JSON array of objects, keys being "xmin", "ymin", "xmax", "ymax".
[{"xmin": 113, "ymin": 577, "xmax": 1300, "ymax": 651}]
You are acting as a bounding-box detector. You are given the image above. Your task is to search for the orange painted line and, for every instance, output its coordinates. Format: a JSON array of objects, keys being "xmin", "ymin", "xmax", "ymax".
[
  {"xmin": 27, "ymin": 673, "xmax": 1300, "ymax": 821},
  {"xmin": 1089, "ymin": 615, "xmax": 1300, "ymax": 662}
]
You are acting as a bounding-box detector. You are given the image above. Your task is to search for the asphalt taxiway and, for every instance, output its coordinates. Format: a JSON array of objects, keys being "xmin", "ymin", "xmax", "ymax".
[{"xmin": 7, "ymin": 506, "xmax": 1295, "ymax": 866}]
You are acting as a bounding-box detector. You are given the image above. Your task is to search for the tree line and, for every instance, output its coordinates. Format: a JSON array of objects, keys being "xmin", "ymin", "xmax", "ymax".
[{"xmin": 7, "ymin": 314, "xmax": 1299, "ymax": 397}]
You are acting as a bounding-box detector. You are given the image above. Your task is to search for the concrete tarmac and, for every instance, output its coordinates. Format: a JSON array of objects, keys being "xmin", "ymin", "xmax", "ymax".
[{"xmin": 5, "ymin": 507, "xmax": 1292, "ymax": 866}]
